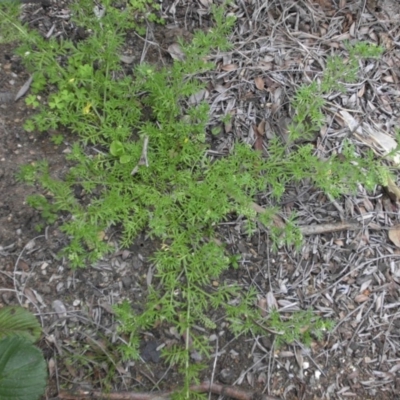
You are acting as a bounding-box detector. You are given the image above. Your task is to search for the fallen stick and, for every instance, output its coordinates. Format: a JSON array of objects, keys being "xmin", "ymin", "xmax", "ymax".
[
  {"xmin": 251, "ymin": 202, "xmax": 382, "ymax": 236},
  {"xmin": 298, "ymin": 221, "xmax": 365, "ymax": 236},
  {"xmin": 58, "ymin": 381, "xmax": 280, "ymax": 400}
]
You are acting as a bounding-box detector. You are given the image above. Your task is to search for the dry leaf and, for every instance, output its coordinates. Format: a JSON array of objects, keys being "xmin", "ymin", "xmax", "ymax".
[
  {"xmin": 258, "ymin": 120, "xmax": 266, "ymax": 136},
  {"xmin": 295, "ymin": 349, "xmax": 304, "ymax": 369},
  {"xmin": 258, "ymin": 297, "xmax": 268, "ymax": 317},
  {"xmin": 45, "ymin": 24, "xmax": 56, "ymax": 39},
  {"xmin": 265, "ymin": 291, "xmax": 278, "ymax": 310},
  {"xmin": 190, "ymin": 349, "xmax": 203, "ymax": 361},
  {"xmin": 299, "ymin": 325, "xmax": 310, "ymax": 334},
  {"xmin": 15, "ymin": 75, "xmax": 33, "ymax": 101},
  {"xmin": 363, "ymin": 196, "xmax": 374, "ymax": 212},
  {"xmin": 224, "ymin": 114, "xmax": 233, "ymax": 133},
  {"xmin": 354, "ymin": 294, "xmax": 370, "ymax": 303},
  {"xmin": 98, "ymin": 301, "xmax": 115, "ymax": 314},
  {"xmin": 314, "ymin": 0, "xmax": 334, "ymax": 10},
  {"xmin": 254, "ymin": 76, "xmax": 265, "ymax": 90},
  {"xmin": 341, "ymin": 110, "xmax": 400, "ymax": 164},
  {"xmin": 246, "ymin": 371, "xmax": 254, "ymax": 387},
  {"xmin": 365, "ymin": 127, "xmax": 399, "ymax": 164},
  {"xmin": 340, "ymin": 110, "xmax": 361, "ymax": 133},
  {"xmin": 188, "ymin": 89, "xmax": 208, "ymax": 105},
  {"xmin": 251, "ymin": 202, "xmax": 286, "ymax": 229},
  {"xmin": 52, "ymin": 299, "xmax": 67, "ymax": 318},
  {"xmin": 380, "ymin": 95, "xmax": 393, "ymax": 113},
  {"xmin": 167, "ymin": 43, "xmax": 185, "ymax": 61},
  {"xmin": 253, "ymin": 124, "xmax": 263, "ymax": 151},
  {"xmin": 17, "ymin": 259, "xmax": 30, "ymax": 271},
  {"xmin": 279, "ymin": 351, "xmax": 294, "ymax": 357},
  {"xmin": 349, "ymin": 21, "xmax": 356, "ymax": 37},
  {"xmin": 383, "ymin": 75, "xmax": 395, "ymax": 83},
  {"xmin": 24, "ymin": 287, "xmax": 38, "ymax": 306},
  {"xmin": 48, "ymin": 358, "xmax": 55, "ymax": 378},
  {"xmin": 257, "ymin": 372, "xmax": 267, "ymax": 384},
  {"xmin": 146, "ymin": 264, "xmax": 154, "ymax": 286},
  {"xmin": 221, "ymin": 63, "xmax": 237, "ymax": 72},
  {"xmin": 385, "ymin": 176, "xmax": 400, "ymax": 202},
  {"xmin": 119, "ymin": 54, "xmax": 135, "ymax": 64},
  {"xmin": 379, "ymin": 32, "xmax": 394, "ymax": 51},
  {"xmin": 389, "ymin": 225, "xmax": 400, "ymax": 248},
  {"xmin": 359, "ymin": 279, "xmax": 372, "ymax": 293},
  {"xmin": 357, "ymin": 84, "xmax": 365, "ymax": 97}
]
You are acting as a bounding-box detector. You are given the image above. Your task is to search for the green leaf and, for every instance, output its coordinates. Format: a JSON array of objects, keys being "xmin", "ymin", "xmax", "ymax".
[
  {"xmin": 119, "ymin": 154, "xmax": 131, "ymax": 164},
  {"xmin": 110, "ymin": 140, "xmax": 125, "ymax": 157},
  {"xmin": 0, "ymin": 306, "xmax": 42, "ymax": 343},
  {"xmin": 0, "ymin": 336, "xmax": 47, "ymax": 400},
  {"xmin": 23, "ymin": 119, "xmax": 35, "ymax": 132}
]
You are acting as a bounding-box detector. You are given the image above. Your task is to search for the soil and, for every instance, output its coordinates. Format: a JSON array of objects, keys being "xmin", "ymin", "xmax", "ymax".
[{"xmin": 1, "ymin": 1, "xmax": 400, "ymax": 399}]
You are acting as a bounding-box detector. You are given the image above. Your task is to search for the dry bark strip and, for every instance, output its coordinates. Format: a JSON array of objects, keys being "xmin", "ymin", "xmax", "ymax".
[{"xmin": 58, "ymin": 382, "xmax": 280, "ymax": 400}]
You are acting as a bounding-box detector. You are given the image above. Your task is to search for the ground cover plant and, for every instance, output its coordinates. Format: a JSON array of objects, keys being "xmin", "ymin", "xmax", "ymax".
[
  {"xmin": 2, "ymin": 0, "xmax": 393, "ymax": 398},
  {"xmin": 0, "ymin": 306, "xmax": 47, "ymax": 400},
  {"xmin": 0, "ymin": 2, "xmax": 26, "ymax": 44}
]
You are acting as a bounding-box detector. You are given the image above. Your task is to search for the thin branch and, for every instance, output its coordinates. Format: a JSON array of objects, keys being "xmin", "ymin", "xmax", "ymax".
[
  {"xmin": 252, "ymin": 202, "xmax": 383, "ymax": 236},
  {"xmin": 58, "ymin": 381, "xmax": 281, "ymax": 400}
]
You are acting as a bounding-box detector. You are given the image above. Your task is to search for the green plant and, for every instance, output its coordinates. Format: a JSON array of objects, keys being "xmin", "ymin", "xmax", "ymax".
[
  {"xmin": 347, "ymin": 40, "xmax": 384, "ymax": 58},
  {"xmin": 16, "ymin": 163, "xmax": 39, "ymax": 185},
  {"xmin": 0, "ymin": 3, "xmax": 26, "ymax": 44},
  {"xmin": 50, "ymin": 134, "xmax": 64, "ymax": 145},
  {"xmin": 26, "ymin": 194, "xmax": 59, "ymax": 224},
  {"xmin": 25, "ymin": 94, "xmax": 40, "ymax": 109},
  {"xmin": 266, "ymin": 309, "xmax": 334, "ymax": 348},
  {"xmin": 0, "ymin": 306, "xmax": 47, "ymax": 400},
  {"xmin": 62, "ymin": 332, "xmax": 121, "ymax": 393},
  {"xmin": 128, "ymin": 0, "xmax": 164, "ymax": 31},
  {"xmin": 9, "ymin": 0, "xmax": 390, "ymax": 396},
  {"xmin": 289, "ymin": 42, "xmax": 384, "ymax": 141}
]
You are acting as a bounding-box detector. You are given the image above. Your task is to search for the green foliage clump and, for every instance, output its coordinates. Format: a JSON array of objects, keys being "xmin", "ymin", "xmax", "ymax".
[
  {"xmin": 289, "ymin": 41, "xmax": 384, "ymax": 140},
  {"xmin": 0, "ymin": 3, "xmax": 27, "ymax": 44},
  {"xmin": 6, "ymin": 0, "xmax": 390, "ymax": 395},
  {"xmin": 0, "ymin": 307, "xmax": 47, "ymax": 400},
  {"xmin": 267, "ymin": 309, "xmax": 335, "ymax": 348}
]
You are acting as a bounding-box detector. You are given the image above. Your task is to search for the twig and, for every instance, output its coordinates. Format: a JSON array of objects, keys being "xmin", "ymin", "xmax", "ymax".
[
  {"xmin": 252, "ymin": 202, "xmax": 381, "ymax": 236},
  {"xmin": 208, "ymin": 336, "xmax": 219, "ymax": 400},
  {"xmin": 298, "ymin": 221, "xmax": 365, "ymax": 236},
  {"xmin": 58, "ymin": 381, "xmax": 281, "ymax": 400},
  {"xmin": 131, "ymin": 135, "xmax": 149, "ymax": 175}
]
